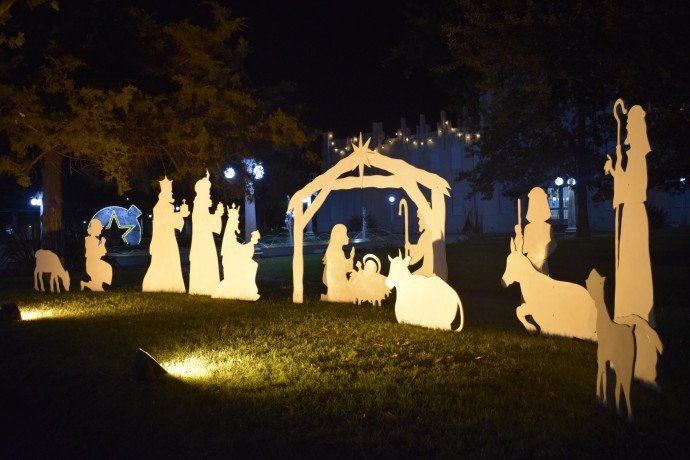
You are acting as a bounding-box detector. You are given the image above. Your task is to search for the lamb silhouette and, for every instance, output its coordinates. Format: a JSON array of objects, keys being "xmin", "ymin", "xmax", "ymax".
[{"xmin": 34, "ymin": 249, "xmax": 70, "ymax": 293}]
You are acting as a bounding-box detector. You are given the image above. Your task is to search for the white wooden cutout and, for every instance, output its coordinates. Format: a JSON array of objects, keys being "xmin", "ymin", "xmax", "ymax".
[
  {"xmin": 605, "ymin": 99, "xmax": 655, "ymax": 326},
  {"xmin": 386, "ymin": 252, "xmax": 464, "ymax": 331},
  {"xmin": 514, "ymin": 188, "xmax": 557, "ymax": 275},
  {"xmin": 604, "ymin": 98, "xmax": 662, "ymax": 391},
  {"xmin": 288, "ymin": 134, "xmax": 450, "ymax": 303},
  {"xmin": 143, "ymin": 177, "xmax": 190, "ymax": 293},
  {"xmin": 189, "ymin": 171, "xmax": 223, "ymax": 296},
  {"xmin": 213, "ymin": 203, "xmax": 261, "ymax": 301},
  {"xmin": 320, "ymin": 223, "xmax": 355, "ymax": 303},
  {"xmin": 587, "ymin": 269, "xmax": 635, "ymax": 422},
  {"xmin": 616, "ymin": 314, "xmax": 663, "ymax": 391},
  {"xmin": 81, "ymin": 218, "xmax": 112, "ymax": 291},
  {"xmin": 402, "ymin": 201, "xmax": 435, "ymax": 277},
  {"xmin": 348, "ymin": 253, "xmax": 391, "ymax": 306},
  {"xmin": 501, "ymin": 237, "xmax": 597, "ymax": 340},
  {"xmin": 34, "ymin": 249, "xmax": 70, "ymax": 293}
]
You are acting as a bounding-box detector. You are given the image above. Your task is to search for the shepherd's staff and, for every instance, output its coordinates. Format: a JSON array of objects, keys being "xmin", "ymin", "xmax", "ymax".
[
  {"xmin": 398, "ymin": 198, "xmax": 409, "ymax": 256},
  {"xmin": 611, "ymin": 98, "xmax": 628, "ymax": 270},
  {"xmin": 514, "ymin": 197, "xmax": 523, "ymax": 252}
]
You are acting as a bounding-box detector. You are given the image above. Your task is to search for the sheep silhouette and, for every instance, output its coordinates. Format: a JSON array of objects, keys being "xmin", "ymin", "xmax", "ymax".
[{"xmin": 34, "ymin": 249, "xmax": 70, "ymax": 293}]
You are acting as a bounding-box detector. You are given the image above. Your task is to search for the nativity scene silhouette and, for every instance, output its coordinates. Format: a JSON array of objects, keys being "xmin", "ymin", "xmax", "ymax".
[
  {"xmin": 603, "ymin": 98, "xmax": 663, "ymax": 395},
  {"xmin": 587, "ymin": 269, "xmax": 636, "ymax": 422},
  {"xmin": 502, "ymin": 233, "xmax": 597, "ymax": 341},
  {"xmin": 213, "ymin": 203, "xmax": 261, "ymax": 301},
  {"xmin": 386, "ymin": 252, "xmax": 464, "ymax": 331},
  {"xmin": 399, "ymin": 199, "xmax": 435, "ymax": 277},
  {"xmin": 142, "ymin": 177, "xmax": 190, "ymax": 293},
  {"xmin": 81, "ymin": 218, "xmax": 112, "ymax": 292},
  {"xmin": 34, "ymin": 249, "xmax": 70, "ymax": 293},
  {"xmin": 321, "ymin": 223, "xmax": 355, "ymax": 303},
  {"xmin": 189, "ymin": 171, "xmax": 223, "ymax": 296},
  {"xmin": 348, "ymin": 253, "xmax": 390, "ymax": 306},
  {"xmin": 514, "ymin": 187, "xmax": 557, "ymax": 275},
  {"xmin": 288, "ymin": 134, "xmax": 451, "ymax": 305},
  {"xmin": 288, "ymin": 134, "xmax": 464, "ymax": 331}
]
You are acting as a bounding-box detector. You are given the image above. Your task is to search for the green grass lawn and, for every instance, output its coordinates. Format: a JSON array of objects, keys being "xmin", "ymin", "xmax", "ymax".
[{"xmin": 1, "ymin": 229, "xmax": 689, "ymax": 459}]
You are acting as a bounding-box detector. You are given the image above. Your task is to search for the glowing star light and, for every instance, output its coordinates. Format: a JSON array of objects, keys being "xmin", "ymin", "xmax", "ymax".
[{"xmin": 351, "ymin": 133, "xmax": 374, "ymax": 181}]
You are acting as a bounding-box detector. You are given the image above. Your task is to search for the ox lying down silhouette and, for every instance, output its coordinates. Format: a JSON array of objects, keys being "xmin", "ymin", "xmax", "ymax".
[
  {"xmin": 501, "ymin": 237, "xmax": 597, "ymax": 341},
  {"xmin": 385, "ymin": 252, "xmax": 464, "ymax": 331}
]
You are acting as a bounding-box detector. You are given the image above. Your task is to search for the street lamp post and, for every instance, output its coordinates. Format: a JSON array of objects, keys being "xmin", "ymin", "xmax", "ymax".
[
  {"xmin": 226, "ymin": 160, "xmax": 264, "ymax": 242},
  {"xmin": 388, "ymin": 195, "xmax": 395, "ymax": 231},
  {"xmin": 30, "ymin": 192, "xmax": 43, "ymax": 239},
  {"xmin": 554, "ymin": 177, "xmax": 564, "ymax": 221},
  {"xmin": 681, "ymin": 177, "xmax": 687, "ymax": 227}
]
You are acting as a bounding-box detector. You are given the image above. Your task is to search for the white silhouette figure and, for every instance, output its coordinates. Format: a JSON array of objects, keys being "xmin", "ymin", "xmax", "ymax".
[
  {"xmin": 603, "ymin": 99, "xmax": 662, "ymax": 392},
  {"xmin": 287, "ymin": 134, "xmax": 451, "ymax": 303},
  {"xmin": 587, "ymin": 269, "xmax": 636, "ymax": 422},
  {"xmin": 402, "ymin": 203, "xmax": 434, "ymax": 277},
  {"xmin": 34, "ymin": 249, "xmax": 70, "ymax": 293},
  {"xmin": 501, "ymin": 237, "xmax": 597, "ymax": 341},
  {"xmin": 515, "ymin": 188, "xmax": 557, "ymax": 275},
  {"xmin": 213, "ymin": 203, "xmax": 260, "ymax": 301},
  {"xmin": 143, "ymin": 177, "xmax": 190, "ymax": 293},
  {"xmin": 348, "ymin": 254, "xmax": 391, "ymax": 306},
  {"xmin": 321, "ymin": 223, "xmax": 355, "ymax": 303},
  {"xmin": 189, "ymin": 171, "xmax": 223, "ymax": 296},
  {"xmin": 604, "ymin": 99, "xmax": 654, "ymax": 326},
  {"xmin": 616, "ymin": 314, "xmax": 663, "ymax": 391},
  {"xmin": 81, "ymin": 219, "xmax": 112, "ymax": 291},
  {"xmin": 385, "ymin": 252, "xmax": 463, "ymax": 331}
]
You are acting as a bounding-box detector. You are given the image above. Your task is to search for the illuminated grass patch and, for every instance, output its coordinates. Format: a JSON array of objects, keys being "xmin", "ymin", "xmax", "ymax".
[{"xmin": 1, "ymin": 230, "xmax": 689, "ymax": 459}]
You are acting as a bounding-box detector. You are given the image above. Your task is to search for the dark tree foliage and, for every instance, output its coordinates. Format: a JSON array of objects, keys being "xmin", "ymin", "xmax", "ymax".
[
  {"xmin": 398, "ymin": 0, "xmax": 690, "ymax": 235},
  {"xmin": 1, "ymin": 1, "xmax": 314, "ymax": 255}
]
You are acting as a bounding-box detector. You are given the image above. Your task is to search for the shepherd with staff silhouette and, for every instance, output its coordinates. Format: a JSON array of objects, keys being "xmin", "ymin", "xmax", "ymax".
[
  {"xmin": 399, "ymin": 198, "xmax": 434, "ymax": 277},
  {"xmin": 604, "ymin": 98, "xmax": 654, "ymax": 325}
]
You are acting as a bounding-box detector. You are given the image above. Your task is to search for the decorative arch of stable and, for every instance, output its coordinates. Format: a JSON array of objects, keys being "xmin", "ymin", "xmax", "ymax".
[{"xmin": 287, "ymin": 135, "xmax": 451, "ymax": 303}]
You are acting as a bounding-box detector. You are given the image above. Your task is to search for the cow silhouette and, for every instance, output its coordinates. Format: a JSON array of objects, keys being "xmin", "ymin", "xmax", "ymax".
[{"xmin": 385, "ymin": 253, "xmax": 463, "ymax": 331}]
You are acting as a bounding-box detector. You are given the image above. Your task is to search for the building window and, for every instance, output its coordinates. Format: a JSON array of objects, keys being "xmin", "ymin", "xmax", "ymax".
[{"xmin": 548, "ymin": 186, "xmax": 572, "ymax": 221}]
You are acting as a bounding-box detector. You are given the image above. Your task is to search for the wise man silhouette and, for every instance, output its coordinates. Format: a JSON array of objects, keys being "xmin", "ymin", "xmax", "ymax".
[
  {"xmin": 189, "ymin": 171, "xmax": 223, "ymax": 296},
  {"xmin": 213, "ymin": 203, "xmax": 261, "ymax": 300},
  {"xmin": 604, "ymin": 101, "xmax": 654, "ymax": 326},
  {"xmin": 322, "ymin": 223, "xmax": 355, "ymax": 302},
  {"xmin": 143, "ymin": 177, "xmax": 190, "ymax": 293},
  {"xmin": 514, "ymin": 187, "xmax": 557, "ymax": 275},
  {"xmin": 81, "ymin": 218, "xmax": 112, "ymax": 291}
]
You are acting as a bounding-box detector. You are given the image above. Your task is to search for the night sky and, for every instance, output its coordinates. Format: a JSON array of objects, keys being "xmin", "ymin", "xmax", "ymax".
[{"xmin": 143, "ymin": 0, "xmax": 450, "ymax": 137}]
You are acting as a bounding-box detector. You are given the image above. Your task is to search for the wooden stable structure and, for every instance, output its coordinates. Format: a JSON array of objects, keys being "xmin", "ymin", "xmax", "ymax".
[{"xmin": 287, "ymin": 135, "xmax": 450, "ymax": 303}]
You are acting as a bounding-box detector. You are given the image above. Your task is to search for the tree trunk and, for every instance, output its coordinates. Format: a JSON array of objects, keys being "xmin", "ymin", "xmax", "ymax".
[
  {"xmin": 41, "ymin": 150, "xmax": 64, "ymax": 256},
  {"xmin": 575, "ymin": 183, "xmax": 591, "ymax": 237}
]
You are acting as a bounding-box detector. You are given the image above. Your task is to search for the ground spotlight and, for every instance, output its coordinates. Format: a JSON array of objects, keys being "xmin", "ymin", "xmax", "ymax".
[
  {"xmin": 133, "ymin": 348, "xmax": 167, "ymax": 382},
  {"xmin": 1, "ymin": 303, "xmax": 22, "ymax": 322}
]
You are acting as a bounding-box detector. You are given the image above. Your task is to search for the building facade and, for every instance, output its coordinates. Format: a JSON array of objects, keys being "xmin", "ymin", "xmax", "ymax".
[{"xmin": 317, "ymin": 112, "xmax": 686, "ymax": 236}]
